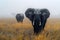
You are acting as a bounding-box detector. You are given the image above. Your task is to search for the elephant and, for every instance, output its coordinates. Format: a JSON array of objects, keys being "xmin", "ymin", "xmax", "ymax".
[
  {"xmin": 25, "ymin": 8, "xmax": 50, "ymax": 34},
  {"xmin": 16, "ymin": 13, "xmax": 24, "ymax": 22}
]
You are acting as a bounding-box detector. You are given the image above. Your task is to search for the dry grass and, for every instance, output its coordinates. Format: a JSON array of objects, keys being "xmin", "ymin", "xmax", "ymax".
[{"xmin": 0, "ymin": 18, "xmax": 60, "ymax": 40}]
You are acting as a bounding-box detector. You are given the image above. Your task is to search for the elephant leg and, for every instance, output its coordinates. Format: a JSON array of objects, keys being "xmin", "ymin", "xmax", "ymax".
[
  {"xmin": 41, "ymin": 19, "xmax": 47, "ymax": 30},
  {"xmin": 43, "ymin": 19, "xmax": 47, "ymax": 29}
]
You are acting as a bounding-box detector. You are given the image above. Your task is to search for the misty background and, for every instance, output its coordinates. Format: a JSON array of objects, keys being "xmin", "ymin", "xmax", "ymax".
[{"xmin": 0, "ymin": 0, "xmax": 60, "ymax": 18}]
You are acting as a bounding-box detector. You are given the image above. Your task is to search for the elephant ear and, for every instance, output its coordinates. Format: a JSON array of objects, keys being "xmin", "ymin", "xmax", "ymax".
[
  {"xmin": 25, "ymin": 8, "xmax": 34, "ymax": 21},
  {"xmin": 40, "ymin": 9, "xmax": 50, "ymax": 19}
]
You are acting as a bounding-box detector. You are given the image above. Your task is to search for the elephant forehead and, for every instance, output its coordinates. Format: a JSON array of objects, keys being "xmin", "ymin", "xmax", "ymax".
[{"xmin": 34, "ymin": 9, "xmax": 41, "ymax": 14}]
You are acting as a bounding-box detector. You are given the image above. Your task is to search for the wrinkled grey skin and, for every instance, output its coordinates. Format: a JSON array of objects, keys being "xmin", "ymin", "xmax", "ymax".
[
  {"xmin": 25, "ymin": 8, "xmax": 50, "ymax": 34},
  {"xmin": 16, "ymin": 14, "xmax": 24, "ymax": 22}
]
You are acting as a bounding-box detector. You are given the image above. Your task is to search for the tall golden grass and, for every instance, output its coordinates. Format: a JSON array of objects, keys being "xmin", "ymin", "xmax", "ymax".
[{"xmin": 0, "ymin": 18, "xmax": 60, "ymax": 40}]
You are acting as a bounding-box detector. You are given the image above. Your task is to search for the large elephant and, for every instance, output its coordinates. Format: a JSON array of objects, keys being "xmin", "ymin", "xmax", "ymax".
[
  {"xmin": 25, "ymin": 8, "xmax": 50, "ymax": 34},
  {"xmin": 16, "ymin": 13, "xmax": 24, "ymax": 22}
]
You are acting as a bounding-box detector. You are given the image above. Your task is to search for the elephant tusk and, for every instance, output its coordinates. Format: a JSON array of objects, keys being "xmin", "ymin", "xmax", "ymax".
[
  {"xmin": 33, "ymin": 21, "xmax": 34, "ymax": 25},
  {"xmin": 39, "ymin": 22, "xmax": 41, "ymax": 26}
]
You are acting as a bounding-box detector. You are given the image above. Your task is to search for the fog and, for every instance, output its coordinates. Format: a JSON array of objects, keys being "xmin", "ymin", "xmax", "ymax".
[{"xmin": 0, "ymin": 0, "xmax": 60, "ymax": 18}]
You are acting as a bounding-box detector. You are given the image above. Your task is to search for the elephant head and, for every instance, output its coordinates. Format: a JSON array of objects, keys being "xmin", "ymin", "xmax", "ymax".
[
  {"xmin": 25, "ymin": 8, "xmax": 41, "ymax": 25},
  {"xmin": 25, "ymin": 8, "xmax": 50, "ymax": 34}
]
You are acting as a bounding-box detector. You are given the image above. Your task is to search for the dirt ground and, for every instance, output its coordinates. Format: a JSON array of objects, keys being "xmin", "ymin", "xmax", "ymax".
[{"xmin": 0, "ymin": 18, "xmax": 60, "ymax": 40}]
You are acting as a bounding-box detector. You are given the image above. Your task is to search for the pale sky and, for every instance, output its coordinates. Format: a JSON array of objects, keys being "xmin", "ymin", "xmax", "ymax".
[{"xmin": 0, "ymin": 0, "xmax": 60, "ymax": 18}]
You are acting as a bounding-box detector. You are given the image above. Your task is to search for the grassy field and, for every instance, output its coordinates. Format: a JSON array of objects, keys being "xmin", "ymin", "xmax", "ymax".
[{"xmin": 0, "ymin": 18, "xmax": 60, "ymax": 40}]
